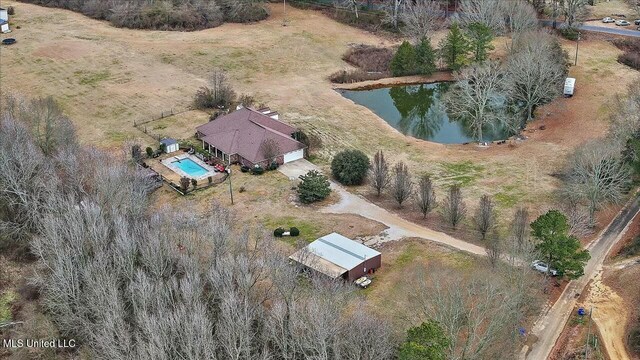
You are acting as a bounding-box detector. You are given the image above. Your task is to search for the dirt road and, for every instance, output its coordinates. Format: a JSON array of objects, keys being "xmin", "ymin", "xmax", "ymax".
[
  {"xmin": 583, "ymin": 271, "xmax": 631, "ymax": 360},
  {"xmin": 523, "ymin": 196, "xmax": 640, "ymax": 360},
  {"xmin": 278, "ymin": 160, "xmax": 487, "ymax": 256}
]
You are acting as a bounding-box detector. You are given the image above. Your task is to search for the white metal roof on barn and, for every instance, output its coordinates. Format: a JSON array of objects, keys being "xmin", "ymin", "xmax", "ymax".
[
  {"xmin": 310, "ymin": 233, "xmax": 380, "ymax": 268},
  {"xmin": 289, "ymin": 233, "xmax": 380, "ymax": 279}
]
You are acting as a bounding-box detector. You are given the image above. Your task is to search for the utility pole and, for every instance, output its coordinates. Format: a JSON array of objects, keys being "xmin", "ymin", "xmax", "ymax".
[
  {"xmin": 283, "ymin": 0, "xmax": 287, "ymax": 26},
  {"xmin": 226, "ymin": 167, "xmax": 234, "ymax": 205},
  {"xmin": 584, "ymin": 306, "xmax": 593, "ymax": 359},
  {"xmin": 575, "ymin": 32, "xmax": 581, "ymax": 66}
]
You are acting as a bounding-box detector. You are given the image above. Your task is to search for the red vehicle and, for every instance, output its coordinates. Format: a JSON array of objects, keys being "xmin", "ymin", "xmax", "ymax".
[{"xmin": 214, "ymin": 164, "xmax": 226, "ymax": 172}]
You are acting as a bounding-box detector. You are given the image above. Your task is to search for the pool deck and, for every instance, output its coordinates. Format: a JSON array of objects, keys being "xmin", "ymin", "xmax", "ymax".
[{"xmin": 146, "ymin": 152, "xmax": 224, "ymax": 184}]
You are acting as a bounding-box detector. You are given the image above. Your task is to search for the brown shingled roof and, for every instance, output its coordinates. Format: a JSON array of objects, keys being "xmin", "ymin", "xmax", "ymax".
[{"xmin": 196, "ymin": 108, "xmax": 306, "ymax": 164}]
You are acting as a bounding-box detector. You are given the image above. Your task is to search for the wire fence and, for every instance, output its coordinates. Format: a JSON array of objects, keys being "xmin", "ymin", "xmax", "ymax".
[{"xmin": 133, "ymin": 106, "xmax": 192, "ymax": 142}]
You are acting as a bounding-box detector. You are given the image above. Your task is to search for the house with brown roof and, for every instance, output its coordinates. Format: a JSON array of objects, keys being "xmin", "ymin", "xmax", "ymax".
[{"xmin": 195, "ymin": 107, "xmax": 307, "ymax": 167}]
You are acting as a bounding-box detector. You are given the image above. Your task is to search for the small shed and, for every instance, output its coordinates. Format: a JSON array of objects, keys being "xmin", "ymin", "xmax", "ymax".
[
  {"xmin": 0, "ymin": 8, "xmax": 8, "ymax": 22},
  {"xmin": 160, "ymin": 138, "xmax": 179, "ymax": 153},
  {"xmin": 289, "ymin": 233, "xmax": 381, "ymax": 282},
  {"xmin": 0, "ymin": 20, "xmax": 9, "ymax": 34},
  {"xmin": 564, "ymin": 77, "xmax": 576, "ymax": 97}
]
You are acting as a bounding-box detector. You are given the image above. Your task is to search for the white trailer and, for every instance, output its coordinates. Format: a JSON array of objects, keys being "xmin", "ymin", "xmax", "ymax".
[{"xmin": 564, "ymin": 77, "xmax": 576, "ymax": 97}]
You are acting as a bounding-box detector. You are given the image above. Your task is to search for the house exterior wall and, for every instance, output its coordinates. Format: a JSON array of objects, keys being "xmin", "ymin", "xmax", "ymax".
[{"xmin": 344, "ymin": 255, "xmax": 382, "ymax": 282}]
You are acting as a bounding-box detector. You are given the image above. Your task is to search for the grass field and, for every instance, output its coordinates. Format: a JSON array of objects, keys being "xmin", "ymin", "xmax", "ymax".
[{"xmin": 1, "ymin": 1, "xmax": 637, "ymax": 224}]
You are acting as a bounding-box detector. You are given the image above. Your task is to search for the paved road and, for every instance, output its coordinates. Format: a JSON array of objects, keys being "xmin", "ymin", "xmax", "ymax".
[
  {"xmin": 523, "ymin": 196, "xmax": 640, "ymax": 360},
  {"xmin": 541, "ymin": 20, "xmax": 640, "ymax": 38},
  {"xmin": 278, "ymin": 160, "xmax": 487, "ymax": 256}
]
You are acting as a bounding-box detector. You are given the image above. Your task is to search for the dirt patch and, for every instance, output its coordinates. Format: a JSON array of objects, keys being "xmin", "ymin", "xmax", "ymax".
[
  {"xmin": 32, "ymin": 40, "xmax": 99, "ymax": 60},
  {"xmin": 604, "ymin": 264, "xmax": 640, "ymax": 360},
  {"xmin": 583, "ymin": 271, "xmax": 631, "ymax": 360}
]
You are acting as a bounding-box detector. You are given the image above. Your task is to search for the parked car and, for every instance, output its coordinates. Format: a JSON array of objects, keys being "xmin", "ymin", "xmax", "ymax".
[
  {"xmin": 634, "ymin": 19, "xmax": 640, "ymax": 25},
  {"xmin": 214, "ymin": 164, "xmax": 226, "ymax": 172},
  {"xmin": 615, "ymin": 19, "xmax": 631, "ymax": 26},
  {"xmin": 531, "ymin": 260, "xmax": 558, "ymax": 276},
  {"xmin": 602, "ymin": 17, "xmax": 615, "ymax": 23},
  {"xmin": 354, "ymin": 276, "xmax": 372, "ymax": 289}
]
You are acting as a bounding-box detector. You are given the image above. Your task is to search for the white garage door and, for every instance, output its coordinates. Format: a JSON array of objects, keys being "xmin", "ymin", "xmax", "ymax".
[{"xmin": 283, "ymin": 149, "xmax": 304, "ymax": 163}]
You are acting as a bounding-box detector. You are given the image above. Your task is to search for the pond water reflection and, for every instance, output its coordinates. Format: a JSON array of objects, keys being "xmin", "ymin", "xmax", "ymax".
[{"xmin": 340, "ymin": 82, "xmax": 510, "ymax": 144}]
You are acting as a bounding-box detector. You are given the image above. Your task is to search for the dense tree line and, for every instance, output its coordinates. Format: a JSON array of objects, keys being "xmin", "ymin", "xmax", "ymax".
[
  {"xmin": 18, "ymin": 0, "xmax": 268, "ymax": 30},
  {"xmin": 0, "ymin": 96, "xmax": 395, "ymax": 359}
]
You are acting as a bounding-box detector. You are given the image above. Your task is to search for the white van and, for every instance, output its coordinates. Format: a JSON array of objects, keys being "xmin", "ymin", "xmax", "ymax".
[{"xmin": 564, "ymin": 77, "xmax": 576, "ymax": 97}]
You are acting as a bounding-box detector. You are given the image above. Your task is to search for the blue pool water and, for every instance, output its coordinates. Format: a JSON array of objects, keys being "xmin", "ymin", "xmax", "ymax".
[{"xmin": 173, "ymin": 158, "xmax": 208, "ymax": 177}]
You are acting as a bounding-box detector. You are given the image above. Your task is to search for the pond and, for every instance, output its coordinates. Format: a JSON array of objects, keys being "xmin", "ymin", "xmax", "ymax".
[{"xmin": 339, "ymin": 82, "xmax": 511, "ymax": 144}]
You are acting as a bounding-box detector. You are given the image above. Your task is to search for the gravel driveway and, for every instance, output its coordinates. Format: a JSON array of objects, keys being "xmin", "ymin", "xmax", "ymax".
[{"xmin": 279, "ymin": 160, "xmax": 487, "ymax": 256}]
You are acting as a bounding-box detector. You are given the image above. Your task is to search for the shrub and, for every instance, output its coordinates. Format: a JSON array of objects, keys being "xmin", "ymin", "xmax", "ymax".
[
  {"xmin": 240, "ymin": 165, "xmax": 250, "ymax": 173},
  {"xmin": 297, "ymin": 170, "xmax": 331, "ymax": 204},
  {"xmin": 191, "ymin": 179, "xmax": 198, "ymax": 188},
  {"xmin": 7, "ymin": 6, "xmax": 15, "ymax": 15},
  {"xmin": 630, "ymin": 324, "xmax": 640, "ymax": 353},
  {"xmin": 268, "ymin": 161, "xmax": 279, "ymax": 171},
  {"xmin": 342, "ymin": 45, "xmax": 393, "ymax": 73},
  {"xmin": 559, "ymin": 27, "xmax": 580, "ymax": 41},
  {"xmin": 179, "ymin": 176, "xmax": 190, "ymax": 192},
  {"xmin": 239, "ymin": 186, "xmax": 246, "ymax": 193},
  {"xmin": 273, "ymin": 227, "xmax": 285, "ymax": 237},
  {"xmin": 251, "ymin": 166, "xmax": 264, "ymax": 175},
  {"xmin": 391, "ymin": 41, "xmax": 418, "ymax": 77},
  {"xmin": 612, "ymin": 39, "xmax": 640, "ymax": 70},
  {"xmin": 19, "ymin": 0, "xmax": 229, "ymax": 31},
  {"xmin": 145, "ymin": 147, "xmax": 153, "ymax": 158},
  {"xmin": 328, "ymin": 69, "xmax": 386, "ymax": 84},
  {"xmin": 331, "ymin": 149, "xmax": 370, "ymax": 185},
  {"xmin": 194, "ymin": 70, "xmax": 236, "ymax": 110},
  {"xmin": 289, "ymin": 227, "xmax": 300, "ymax": 236},
  {"xmin": 619, "ymin": 52, "xmax": 640, "ymax": 70}
]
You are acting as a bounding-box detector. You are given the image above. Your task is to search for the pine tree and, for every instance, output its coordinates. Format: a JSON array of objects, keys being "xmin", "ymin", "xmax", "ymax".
[
  {"xmin": 391, "ymin": 41, "xmax": 418, "ymax": 76},
  {"xmin": 466, "ymin": 22, "xmax": 494, "ymax": 62},
  {"xmin": 438, "ymin": 23, "xmax": 470, "ymax": 71},
  {"xmin": 415, "ymin": 37, "xmax": 437, "ymax": 76}
]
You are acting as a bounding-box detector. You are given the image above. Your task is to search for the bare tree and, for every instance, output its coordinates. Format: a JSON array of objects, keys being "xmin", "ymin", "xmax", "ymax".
[
  {"xmin": 501, "ymin": 0, "xmax": 539, "ymax": 35},
  {"xmin": 0, "ymin": 115, "xmax": 56, "ymax": 245},
  {"xmin": 3, "ymin": 95, "xmax": 76, "ymax": 156},
  {"xmin": 369, "ymin": 150, "xmax": 391, "ymax": 197},
  {"xmin": 414, "ymin": 269, "xmax": 522, "ymax": 360},
  {"xmin": 9, "ymin": 94, "xmax": 399, "ymax": 360},
  {"xmin": 485, "ymin": 231, "xmax": 503, "ymax": 268},
  {"xmin": 563, "ymin": 140, "xmax": 631, "ymax": 226},
  {"xmin": 416, "ymin": 174, "xmax": 437, "ymax": 218},
  {"xmin": 474, "ymin": 194, "xmax": 496, "ymax": 240},
  {"xmin": 441, "ymin": 185, "xmax": 466, "ymax": 229},
  {"xmin": 260, "ymin": 138, "xmax": 281, "ymax": 165},
  {"xmin": 335, "ymin": 0, "xmax": 359, "ymax": 19},
  {"xmin": 457, "ymin": 0, "xmax": 506, "ymax": 33},
  {"xmin": 562, "ymin": 0, "xmax": 587, "ymax": 28},
  {"xmin": 444, "ymin": 61, "xmax": 507, "ymax": 142},
  {"xmin": 392, "ymin": 162, "xmax": 413, "ymax": 207},
  {"xmin": 505, "ymin": 31, "xmax": 567, "ymax": 124},
  {"xmin": 511, "ymin": 207, "xmax": 530, "ymax": 250},
  {"xmin": 383, "ymin": 0, "xmax": 405, "ymax": 29},
  {"xmin": 400, "ymin": 0, "xmax": 445, "ymax": 40}
]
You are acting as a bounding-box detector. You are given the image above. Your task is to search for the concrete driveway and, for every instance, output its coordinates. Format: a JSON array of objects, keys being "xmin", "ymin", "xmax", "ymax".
[{"xmin": 279, "ymin": 159, "xmax": 487, "ymax": 256}]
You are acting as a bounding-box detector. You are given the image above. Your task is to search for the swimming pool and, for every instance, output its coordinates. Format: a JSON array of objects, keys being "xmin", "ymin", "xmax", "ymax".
[{"xmin": 172, "ymin": 158, "xmax": 208, "ymax": 178}]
